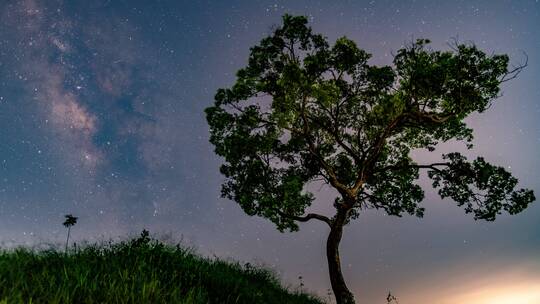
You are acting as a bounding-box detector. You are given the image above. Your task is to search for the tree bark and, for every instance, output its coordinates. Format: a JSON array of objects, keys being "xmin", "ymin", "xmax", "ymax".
[{"xmin": 327, "ymin": 209, "xmax": 355, "ymax": 304}]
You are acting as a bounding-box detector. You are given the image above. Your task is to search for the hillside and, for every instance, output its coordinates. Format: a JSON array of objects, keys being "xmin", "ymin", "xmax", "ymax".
[{"xmin": 0, "ymin": 231, "xmax": 324, "ymax": 304}]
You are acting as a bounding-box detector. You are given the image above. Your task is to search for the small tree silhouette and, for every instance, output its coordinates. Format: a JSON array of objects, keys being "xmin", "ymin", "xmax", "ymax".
[
  {"xmin": 62, "ymin": 214, "xmax": 78, "ymax": 254},
  {"xmin": 386, "ymin": 292, "xmax": 399, "ymax": 304}
]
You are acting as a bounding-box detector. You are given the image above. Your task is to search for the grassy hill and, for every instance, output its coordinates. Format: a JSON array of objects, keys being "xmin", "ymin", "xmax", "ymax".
[{"xmin": 0, "ymin": 231, "xmax": 324, "ymax": 304}]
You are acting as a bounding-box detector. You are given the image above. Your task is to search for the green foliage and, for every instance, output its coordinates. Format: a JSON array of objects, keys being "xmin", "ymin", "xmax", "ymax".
[
  {"xmin": 0, "ymin": 232, "xmax": 323, "ymax": 304},
  {"xmin": 428, "ymin": 153, "xmax": 535, "ymax": 220},
  {"xmin": 205, "ymin": 14, "xmax": 534, "ymax": 232}
]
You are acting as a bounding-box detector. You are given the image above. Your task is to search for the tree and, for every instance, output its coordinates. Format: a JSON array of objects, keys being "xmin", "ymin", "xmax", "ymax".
[
  {"xmin": 205, "ymin": 15, "xmax": 535, "ymax": 304},
  {"xmin": 63, "ymin": 214, "xmax": 78, "ymax": 254}
]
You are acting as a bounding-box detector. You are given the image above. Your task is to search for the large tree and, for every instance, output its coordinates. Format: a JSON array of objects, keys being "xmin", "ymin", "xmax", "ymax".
[{"xmin": 205, "ymin": 15, "xmax": 534, "ymax": 304}]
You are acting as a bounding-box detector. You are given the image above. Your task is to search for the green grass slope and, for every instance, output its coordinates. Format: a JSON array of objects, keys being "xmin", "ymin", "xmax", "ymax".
[{"xmin": 0, "ymin": 231, "xmax": 324, "ymax": 304}]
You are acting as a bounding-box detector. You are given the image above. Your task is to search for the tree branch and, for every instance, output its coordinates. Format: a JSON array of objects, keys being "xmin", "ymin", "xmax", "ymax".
[
  {"xmin": 351, "ymin": 115, "xmax": 404, "ymax": 195},
  {"xmin": 276, "ymin": 209, "xmax": 332, "ymax": 227},
  {"xmin": 378, "ymin": 162, "xmax": 450, "ymax": 173},
  {"xmin": 500, "ymin": 52, "xmax": 527, "ymax": 83},
  {"xmin": 307, "ymin": 114, "xmax": 362, "ymax": 165},
  {"xmin": 299, "ymin": 96, "xmax": 352, "ymax": 197}
]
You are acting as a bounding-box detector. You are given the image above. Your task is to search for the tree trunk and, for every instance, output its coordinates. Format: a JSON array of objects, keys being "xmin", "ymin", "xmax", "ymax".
[
  {"xmin": 327, "ymin": 210, "xmax": 355, "ymax": 304},
  {"xmin": 65, "ymin": 227, "xmax": 71, "ymax": 254}
]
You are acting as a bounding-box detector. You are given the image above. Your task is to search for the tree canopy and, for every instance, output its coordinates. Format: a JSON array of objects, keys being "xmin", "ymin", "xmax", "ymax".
[
  {"xmin": 205, "ymin": 15, "xmax": 534, "ymax": 232},
  {"xmin": 63, "ymin": 214, "xmax": 78, "ymax": 228}
]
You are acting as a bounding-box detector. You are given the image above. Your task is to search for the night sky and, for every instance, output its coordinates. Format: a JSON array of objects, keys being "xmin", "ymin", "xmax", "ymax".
[{"xmin": 1, "ymin": 1, "xmax": 539, "ymax": 303}]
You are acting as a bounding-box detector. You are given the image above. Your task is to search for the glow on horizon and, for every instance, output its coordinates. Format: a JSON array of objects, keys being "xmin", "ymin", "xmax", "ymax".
[
  {"xmin": 399, "ymin": 262, "xmax": 540, "ymax": 304},
  {"xmin": 452, "ymin": 281, "xmax": 540, "ymax": 304}
]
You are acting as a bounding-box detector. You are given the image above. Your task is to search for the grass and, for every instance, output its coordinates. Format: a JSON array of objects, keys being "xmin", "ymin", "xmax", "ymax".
[{"xmin": 0, "ymin": 231, "xmax": 324, "ymax": 304}]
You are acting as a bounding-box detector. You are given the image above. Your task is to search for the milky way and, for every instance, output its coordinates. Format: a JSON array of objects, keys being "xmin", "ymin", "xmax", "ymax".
[{"xmin": 1, "ymin": 1, "xmax": 539, "ymax": 302}]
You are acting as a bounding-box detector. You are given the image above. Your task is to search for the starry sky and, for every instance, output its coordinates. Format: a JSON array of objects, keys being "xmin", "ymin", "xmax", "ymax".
[{"xmin": 1, "ymin": 1, "xmax": 539, "ymax": 303}]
